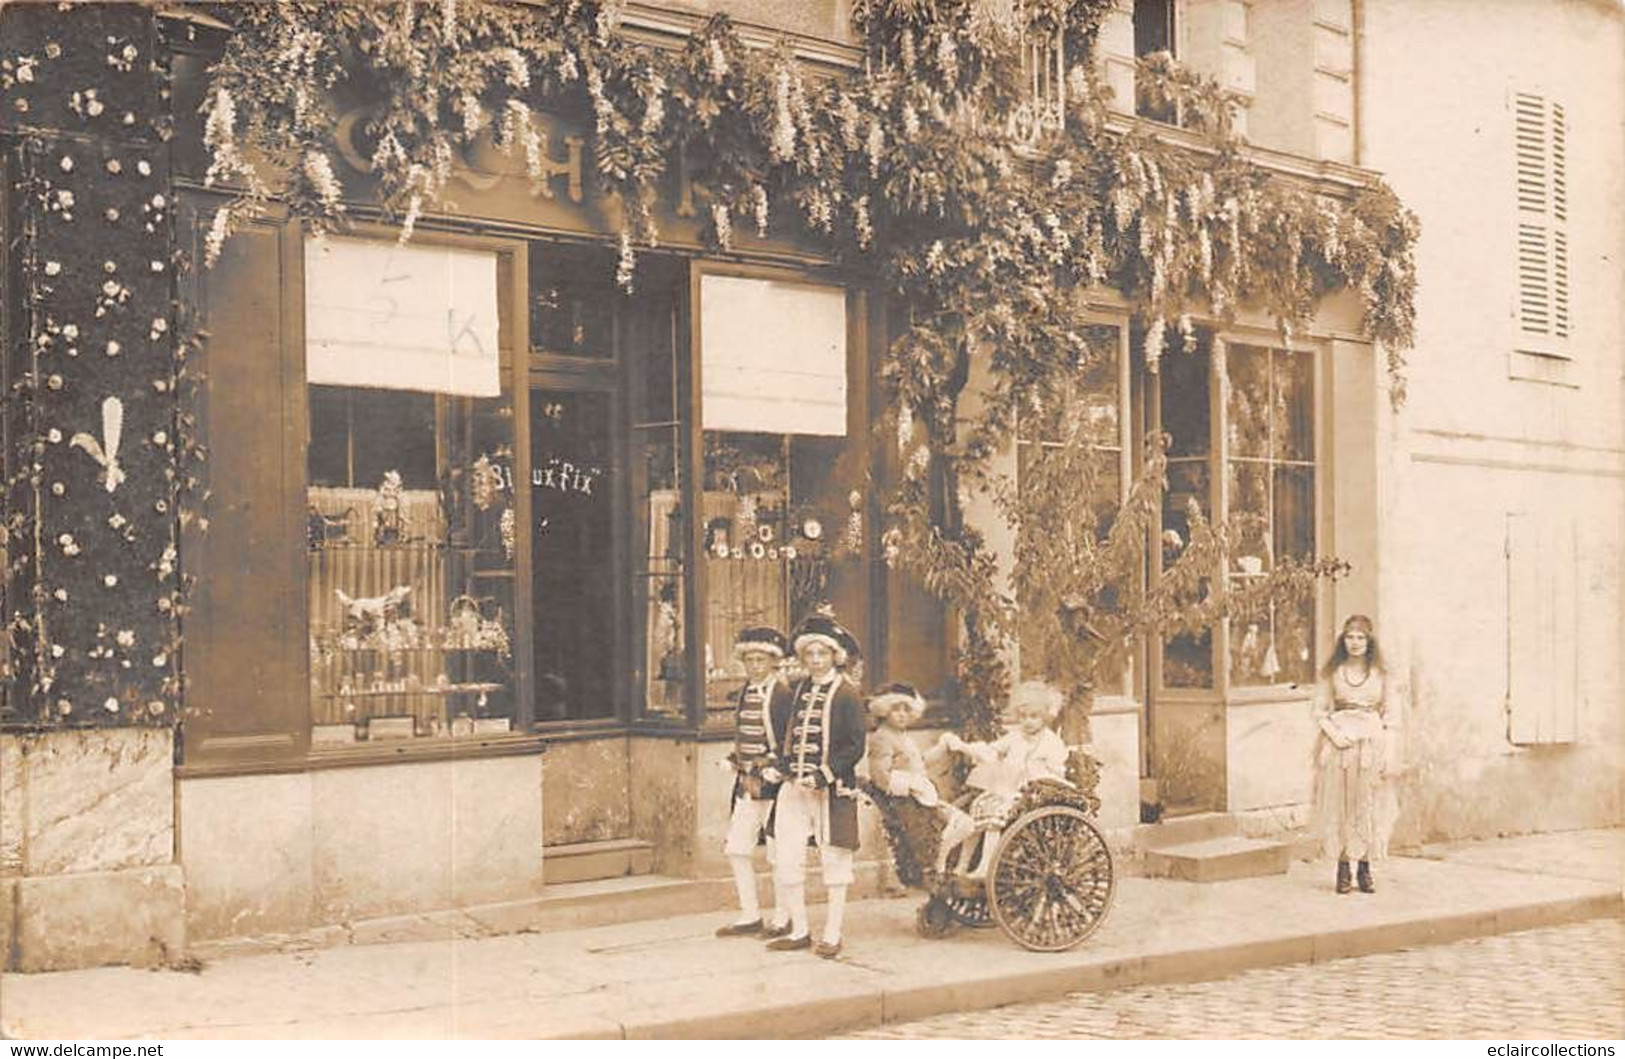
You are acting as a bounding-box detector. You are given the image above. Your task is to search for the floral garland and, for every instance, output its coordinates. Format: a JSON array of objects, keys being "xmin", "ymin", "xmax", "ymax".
[
  {"xmin": 1, "ymin": 0, "xmax": 1418, "ymax": 733},
  {"xmin": 1, "ymin": 3, "xmax": 186, "ymax": 727}
]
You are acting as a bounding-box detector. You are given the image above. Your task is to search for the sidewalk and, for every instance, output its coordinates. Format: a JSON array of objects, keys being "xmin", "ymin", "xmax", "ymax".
[{"xmin": 1, "ymin": 829, "xmax": 1619, "ymax": 1040}]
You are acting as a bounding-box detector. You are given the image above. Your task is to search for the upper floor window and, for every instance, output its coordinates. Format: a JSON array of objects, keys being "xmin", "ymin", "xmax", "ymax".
[{"xmin": 1134, "ymin": 0, "xmax": 1179, "ymax": 123}]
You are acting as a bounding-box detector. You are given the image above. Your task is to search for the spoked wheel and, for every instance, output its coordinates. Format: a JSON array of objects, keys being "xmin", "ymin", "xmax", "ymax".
[
  {"xmin": 942, "ymin": 837, "xmax": 996, "ymax": 928},
  {"xmin": 915, "ymin": 895, "xmax": 954, "ymax": 938},
  {"xmin": 986, "ymin": 805, "xmax": 1115, "ymax": 952}
]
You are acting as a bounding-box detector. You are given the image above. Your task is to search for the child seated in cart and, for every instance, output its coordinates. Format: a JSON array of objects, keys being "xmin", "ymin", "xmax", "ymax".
[
  {"xmin": 864, "ymin": 683, "xmax": 977, "ymax": 878},
  {"xmin": 937, "ymin": 680, "xmax": 1069, "ymax": 875}
]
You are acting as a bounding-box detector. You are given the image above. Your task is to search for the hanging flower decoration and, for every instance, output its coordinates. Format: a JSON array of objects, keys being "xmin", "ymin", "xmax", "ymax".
[{"xmin": 1, "ymin": 0, "xmax": 1415, "ymax": 735}]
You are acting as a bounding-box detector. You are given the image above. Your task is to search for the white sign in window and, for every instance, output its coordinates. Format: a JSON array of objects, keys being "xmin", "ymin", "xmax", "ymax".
[
  {"xmin": 700, "ymin": 275, "xmax": 847, "ymax": 436},
  {"xmin": 305, "ymin": 236, "xmax": 500, "ymax": 397}
]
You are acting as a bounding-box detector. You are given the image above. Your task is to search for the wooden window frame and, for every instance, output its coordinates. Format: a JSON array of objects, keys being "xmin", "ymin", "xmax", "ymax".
[
  {"xmin": 1146, "ymin": 326, "xmax": 1329, "ymax": 706},
  {"xmin": 677, "ymin": 259, "xmax": 870, "ymax": 734}
]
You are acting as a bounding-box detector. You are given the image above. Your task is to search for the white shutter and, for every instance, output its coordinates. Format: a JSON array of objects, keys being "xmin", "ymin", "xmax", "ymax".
[
  {"xmin": 1506, "ymin": 513, "xmax": 1579, "ymax": 745},
  {"xmin": 1513, "ymin": 93, "xmax": 1570, "ymax": 343}
]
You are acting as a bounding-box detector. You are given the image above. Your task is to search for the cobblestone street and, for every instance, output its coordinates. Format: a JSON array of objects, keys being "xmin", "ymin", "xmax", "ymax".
[{"xmin": 844, "ymin": 918, "xmax": 1625, "ymax": 1040}]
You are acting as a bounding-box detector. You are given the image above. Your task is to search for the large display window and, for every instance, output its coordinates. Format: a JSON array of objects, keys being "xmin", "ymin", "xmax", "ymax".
[
  {"xmin": 304, "ymin": 235, "xmax": 519, "ymax": 745},
  {"xmin": 1149, "ymin": 333, "xmax": 1321, "ymax": 695}
]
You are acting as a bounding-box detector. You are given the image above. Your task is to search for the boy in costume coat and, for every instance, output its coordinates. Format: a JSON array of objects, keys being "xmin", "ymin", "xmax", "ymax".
[
  {"xmin": 763, "ymin": 613, "xmax": 866, "ymax": 958},
  {"xmin": 716, "ymin": 626, "xmax": 794, "ymax": 937}
]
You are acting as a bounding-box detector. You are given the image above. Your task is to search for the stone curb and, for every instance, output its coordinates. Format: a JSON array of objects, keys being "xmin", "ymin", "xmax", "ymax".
[{"xmin": 599, "ymin": 891, "xmax": 1624, "ymax": 1039}]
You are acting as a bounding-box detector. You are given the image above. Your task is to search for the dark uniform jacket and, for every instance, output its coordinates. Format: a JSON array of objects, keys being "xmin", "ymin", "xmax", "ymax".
[
  {"xmin": 730, "ymin": 677, "xmax": 792, "ymax": 806},
  {"xmin": 770, "ymin": 672, "xmax": 866, "ymax": 850}
]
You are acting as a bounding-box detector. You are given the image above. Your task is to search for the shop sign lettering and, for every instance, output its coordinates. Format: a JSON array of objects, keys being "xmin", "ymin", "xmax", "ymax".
[
  {"xmin": 533, "ymin": 455, "xmax": 601, "ymax": 496},
  {"xmin": 333, "ymin": 105, "xmax": 584, "ymax": 203}
]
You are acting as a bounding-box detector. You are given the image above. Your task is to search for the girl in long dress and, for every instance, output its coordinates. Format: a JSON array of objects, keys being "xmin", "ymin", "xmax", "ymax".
[{"xmin": 1312, "ymin": 614, "xmax": 1400, "ymax": 894}]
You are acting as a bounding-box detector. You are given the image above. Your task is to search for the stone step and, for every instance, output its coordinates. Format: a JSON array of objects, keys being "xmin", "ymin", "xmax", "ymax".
[
  {"xmin": 1142, "ymin": 835, "xmax": 1293, "ymax": 883},
  {"xmin": 541, "ymin": 838, "xmax": 655, "ymax": 885},
  {"xmin": 1135, "ymin": 811, "xmax": 1238, "ymax": 850}
]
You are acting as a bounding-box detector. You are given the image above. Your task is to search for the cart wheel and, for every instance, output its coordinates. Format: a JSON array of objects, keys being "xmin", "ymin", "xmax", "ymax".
[
  {"xmin": 986, "ymin": 805, "xmax": 1115, "ymax": 952},
  {"xmin": 914, "ymin": 896, "xmax": 954, "ymax": 938}
]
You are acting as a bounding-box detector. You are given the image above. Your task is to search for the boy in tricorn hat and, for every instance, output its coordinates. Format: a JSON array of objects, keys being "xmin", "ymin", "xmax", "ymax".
[
  {"xmin": 764, "ymin": 613, "xmax": 866, "ymax": 958},
  {"xmin": 716, "ymin": 626, "xmax": 794, "ymax": 938}
]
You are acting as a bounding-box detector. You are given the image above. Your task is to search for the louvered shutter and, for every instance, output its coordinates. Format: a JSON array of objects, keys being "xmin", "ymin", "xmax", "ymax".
[
  {"xmin": 1513, "ymin": 93, "xmax": 1570, "ymax": 343},
  {"xmin": 1506, "ymin": 513, "xmax": 1579, "ymax": 745}
]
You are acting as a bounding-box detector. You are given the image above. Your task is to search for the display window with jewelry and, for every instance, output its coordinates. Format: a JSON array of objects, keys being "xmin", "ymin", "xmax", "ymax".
[{"xmin": 304, "ymin": 234, "xmax": 519, "ymax": 745}]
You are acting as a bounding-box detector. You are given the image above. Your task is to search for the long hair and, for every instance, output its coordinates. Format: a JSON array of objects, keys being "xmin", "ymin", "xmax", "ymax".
[{"xmin": 1321, "ymin": 614, "xmax": 1384, "ymax": 678}]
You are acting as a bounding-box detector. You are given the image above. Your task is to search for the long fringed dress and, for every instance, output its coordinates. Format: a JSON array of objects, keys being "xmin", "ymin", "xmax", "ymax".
[{"xmin": 1311, "ymin": 664, "xmax": 1399, "ymax": 862}]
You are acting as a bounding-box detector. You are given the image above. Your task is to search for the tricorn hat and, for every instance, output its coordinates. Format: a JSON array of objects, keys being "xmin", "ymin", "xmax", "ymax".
[
  {"xmin": 791, "ymin": 612, "xmax": 860, "ymax": 665},
  {"xmin": 732, "ymin": 626, "xmax": 788, "ymax": 660},
  {"xmin": 867, "ymin": 682, "xmax": 926, "ymax": 722}
]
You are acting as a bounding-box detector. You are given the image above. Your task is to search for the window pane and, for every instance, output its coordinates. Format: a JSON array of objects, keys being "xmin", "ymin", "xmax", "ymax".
[
  {"xmin": 531, "ymin": 390, "xmax": 616, "ymax": 720},
  {"xmin": 1228, "ymin": 459, "xmax": 1271, "ymax": 570},
  {"xmin": 1276, "ymin": 593, "xmax": 1317, "ymax": 687},
  {"xmin": 308, "ymin": 386, "xmax": 519, "ymax": 744},
  {"xmin": 308, "ymin": 387, "xmax": 350, "ymax": 487},
  {"xmin": 700, "ymin": 431, "xmax": 858, "ymax": 712},
  {"xmin": 530, "ymin": 244, "xmax": 615, "ymax": 358},
  {"xmin": 1160, "ymin": 346, "xmax": 1210, "ymax": 457},
  {"xmin": 1273, "ymin": 464, "xmax": 1315, "ymax": 559},
  {"xmin": 1274, "ymin": 348, "xmax": 1314, "ymax": 463},
  {"xmin": 1226, "ymin": 344, "xmax": 1270, "ymax": 460},
  {"xmin": 1134, "ymin": 0, "xmax": 1175, "ymax": 55},
  {"xmin": 634, "ymin": 428, "xmax": 685, "ymax": 719},
  {"xmin": 1224, "ymin": 345, "xmax": 1317, "ymax": 689},
  {"xmin": 351, "ymin": 389, "xmax": 438, "ymax": 490},
  {"xmin": 1164, "ymin": 630, "xmax": 1213, "ymax": 689},
  {"xmin": 1161, "ymin": 459, "xmax": 1212, "ymax": 689}
]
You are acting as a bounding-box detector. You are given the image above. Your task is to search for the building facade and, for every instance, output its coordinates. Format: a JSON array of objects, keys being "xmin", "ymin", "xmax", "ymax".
[{"xmin": 0, "ymin": 0, "xmax": 1618, "ymax": 972}]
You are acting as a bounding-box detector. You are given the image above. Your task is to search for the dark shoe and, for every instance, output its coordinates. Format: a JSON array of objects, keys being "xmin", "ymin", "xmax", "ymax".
[
  {"xmin": 767, "ymin": 934, "xmax": 812, "ymax": 952},
  {"xmin": 761, "ymin": 921, "xmax": 793, "ymax": 940},
  {"xmin": 815, "ymin": 940, "xmax": 842, "ymax": 960},
  {"xmin": 714, "ymin": 919, "xmax": 763, "ymax": 937},
  {"xmin": 1335, "ymin": 859, "xmax": 1352, "ymax": 894},
  {"xmin": 1357, "ymin": 860, "xmax": 1375, "ymax": 894}
]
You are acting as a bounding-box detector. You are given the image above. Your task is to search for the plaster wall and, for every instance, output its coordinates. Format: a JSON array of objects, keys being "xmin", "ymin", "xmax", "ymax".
[
  {"xmin": 542, "ymin": 737, "xmax": 632, "ymax": 846},
  {"xmin": 1361, "ymin": 0, "xmax": 1625, "ymax": 839}
]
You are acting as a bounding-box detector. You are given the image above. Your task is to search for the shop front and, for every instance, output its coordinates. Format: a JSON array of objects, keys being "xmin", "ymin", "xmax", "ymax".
[{"xmin": 164, "ymin": 52, "xmax": 965, "ymax": 937}]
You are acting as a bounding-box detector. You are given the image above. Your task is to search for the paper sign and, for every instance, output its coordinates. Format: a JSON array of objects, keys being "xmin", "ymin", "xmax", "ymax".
[
  {"xmin": 306, "ymin": 236, "xmax": 500, "ymax": 397},
  {"xmin": 700, "ymin": 275, "xmax": 847, "ymax": 436}
]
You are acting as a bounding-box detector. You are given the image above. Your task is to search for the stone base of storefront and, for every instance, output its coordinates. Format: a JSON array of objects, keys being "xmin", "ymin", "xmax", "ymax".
[
  {"xmin": 1, "ymin": 728, "xmax": 186, "ymax": 972},
  {"xmin": 177, "ymin": 750, "xmax": 545, "ymax": 943}
]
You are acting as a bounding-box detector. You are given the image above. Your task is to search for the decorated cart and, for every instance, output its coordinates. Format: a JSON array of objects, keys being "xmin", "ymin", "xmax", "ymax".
[{"xmin": 868, "ymin": 772, "xmax": 1116, "ymax": 952}]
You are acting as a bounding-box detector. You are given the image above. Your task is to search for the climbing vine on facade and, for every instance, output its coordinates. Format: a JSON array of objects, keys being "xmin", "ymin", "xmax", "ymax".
[{"xmin": 3, "ymin": 0, "xmax": 1418, "ymax": 735}]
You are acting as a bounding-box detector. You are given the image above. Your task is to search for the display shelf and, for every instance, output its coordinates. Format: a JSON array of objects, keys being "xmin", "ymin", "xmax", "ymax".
[{"xmin": 318, "ymin": 682, "xmax": 505, "ymax": 700}]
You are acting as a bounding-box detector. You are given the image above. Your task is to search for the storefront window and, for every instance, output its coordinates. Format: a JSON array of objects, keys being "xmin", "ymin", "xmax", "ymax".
[
  {"xmin": 696, "ymin": 274, "xmax": 858, "ymax": 718},
  {"xmin": 1016, "ymin": 325, "xmax": 1128, "ymax": 693},
  {"xmin": 304, "ymin": 236, "xmax": 519, "ymax": 745},
  {"xmin": 1225, "ymin": 344, "xmax": 1316, "ymax": 687},
  {"xmin": 1159, "ymin": 342, "xmax": 1214, "ymax": 689},
  {"xmin": 629, "ymin": 288, "xmax": 686, "ymax": 720}
]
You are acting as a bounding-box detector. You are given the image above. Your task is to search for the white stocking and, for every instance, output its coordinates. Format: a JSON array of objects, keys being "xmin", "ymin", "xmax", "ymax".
[
  {"xmin": 822, "ymin": 885, "xmax": 847, "ymax": 945},
  {"xmin": 782, "ymin": 881, "xmax": 809, "ymax": 938},
  {"xmin": 937, "ymin": 811, "xmax": 975, "ymax": 874},
  {"xmin": 727, "ymin": 855, "xmax": 760, "ymax": 922}
]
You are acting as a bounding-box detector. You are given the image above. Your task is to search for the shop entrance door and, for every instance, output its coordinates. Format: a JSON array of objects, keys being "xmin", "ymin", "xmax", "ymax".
[{"xmin": 528, "ymin": 384, "xmax": 621, "ymax": 722}]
